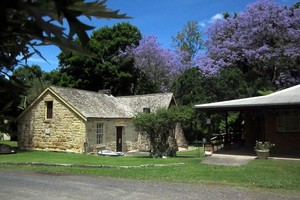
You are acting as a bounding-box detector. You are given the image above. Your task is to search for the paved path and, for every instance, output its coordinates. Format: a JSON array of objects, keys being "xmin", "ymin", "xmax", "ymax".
[
  {"xmin": 201, "ymin": 154, "xmax": 256, "ymax": 166},
  {"xmin": 201, "ymin": 153, "xmax": 300, "ymax": 166},
  {"xmin": 1, "ymin": 170, "xmax": 299, "ymax": 200}
]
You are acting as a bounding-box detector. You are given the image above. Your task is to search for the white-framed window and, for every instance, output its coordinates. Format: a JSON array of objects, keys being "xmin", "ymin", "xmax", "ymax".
[
  {"xmin": 96, "ymin": 123, "xmax": 104, "ymax": 144},
  {"xmin": 277, "ymin": 110, "xmax": 300, "ymax": 132}
]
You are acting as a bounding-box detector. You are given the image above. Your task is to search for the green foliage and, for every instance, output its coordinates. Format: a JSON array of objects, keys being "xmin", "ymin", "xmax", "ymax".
[
  {"xmin": 218, "ymin": 112, "xmax": 239, "ymax": 133},
  {"xmin": 172, "ymin": 21, "xmax": 203, "ymax": 60},
  {"xmin": 196, "ymin": 67, "xmax": 262, "ymax": 105},
  {"xmin": 134, "ymin": 108, "xmax": 172, "ymax": 156},
  {"xmin": 215, "ymin": 67, "xmax": 252, "ymax": 100},
  {"xmin": 55, "ymin": 22, "xmax": 142, "ymax": 95},
  {"xmin": 0, "ymin": 76, "xmax": 25, "ymax": 136},
  {"xmin": 13, "ymin": 65, "xmax": 50, "ymax": 109},
  {"xmin": 0, "ymin": 0, "xmax": 129, "ymax": 71},
  {"xmin": 1, "ymin": 65, "xmax": 49, "ymax": 137},
  {"xmin": 172, "ymin": 67, "xmax": 206, "ymax": 105},
  {"xmin": 255, "ymin": 141, "xmax": 275, "ymax": 151},
  {"xmin": 257, "ymin": 90, "xmax": 274, "ymax": 96},
  {"xmin": 133, "ymin": 107, "xmax": 189, "ymax": 157}
]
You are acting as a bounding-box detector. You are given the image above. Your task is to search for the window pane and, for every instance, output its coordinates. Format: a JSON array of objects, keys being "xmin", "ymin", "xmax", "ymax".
[
  {"xmin": 288, "ymin": 111, "xmax": 299, "ymax": 131},
  {"xmin": 96, "ymin": 124, "xmax": 103, "ymax": 144},
  {"xmin": 46, "ymin": 101, "xmax": 53, "ymax": 119},
  {"xmin": 277, "ymin": 110, "xmax": 300, "ymax": 132}
]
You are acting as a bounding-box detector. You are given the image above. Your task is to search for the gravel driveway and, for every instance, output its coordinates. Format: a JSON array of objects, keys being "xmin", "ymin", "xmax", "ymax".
[{"xmin": 0, "ymin": 170, "xmax": 299, "ymax": 200}]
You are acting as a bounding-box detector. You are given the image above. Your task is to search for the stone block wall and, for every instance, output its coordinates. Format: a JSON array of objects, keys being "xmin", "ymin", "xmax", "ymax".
[
  {"xmin": 86, "ymin": 119, "xmax": 148, "ymax": 153},
  {"xmin": 18, "ymin": 92, "xmax": 86, "ymax": 153},
  {"xmin": 86, "ymin": 119, "xmax": 115, "ymax": 153}
]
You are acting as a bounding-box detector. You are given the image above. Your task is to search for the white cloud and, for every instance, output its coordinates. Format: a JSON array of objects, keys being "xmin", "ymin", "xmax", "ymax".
[
  {"xmin": 198, "ymin": 13, "xmax": 224, "ymax": 29},
  {"xmin": 199, "ymin": 22, "xmax": 206, "ymax": 28},
  {"xmin": 210, "ymin": 13, "xmax": 223, "ymax": 22}
]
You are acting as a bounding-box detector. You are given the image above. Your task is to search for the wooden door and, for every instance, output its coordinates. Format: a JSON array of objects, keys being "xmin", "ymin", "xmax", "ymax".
[{"xmin": 116, "ymin": 126, "xmax": 123, "ymax": 152}]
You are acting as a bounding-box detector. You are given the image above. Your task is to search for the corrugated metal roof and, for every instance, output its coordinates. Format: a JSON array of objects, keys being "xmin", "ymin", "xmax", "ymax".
[
  {"xmin": 50, "ymin": 86, "xmax": 174, "ymax": 118},
  {"xmin": 194, "ymin": 84, "xmax": 300, "ymax": 111}
]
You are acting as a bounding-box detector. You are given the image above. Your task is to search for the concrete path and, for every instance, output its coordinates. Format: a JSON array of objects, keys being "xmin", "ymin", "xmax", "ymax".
[
  {"xmin": 201, "ymin": 153, "xmax": 300, "ymax": 166},
  {"xmin": 201, "ymin": 154, "xmax": 256, "ymax": 166}
]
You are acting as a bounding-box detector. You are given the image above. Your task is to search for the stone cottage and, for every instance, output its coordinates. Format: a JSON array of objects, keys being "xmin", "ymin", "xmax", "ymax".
[{"xmin": 18, "ymin": 86, "xmax": 182, "ymax": 153}]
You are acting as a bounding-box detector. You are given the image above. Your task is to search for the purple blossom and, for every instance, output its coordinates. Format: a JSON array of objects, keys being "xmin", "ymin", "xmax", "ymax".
[
  {"xmin": 195, "ymin": 55, "xmax": 221, "ymax": 75},
  {"xmin": 119, "ymin": 35, "xmax": 192, "ymax": 91},
  {"xmin": 198, "ymin": 0, "xmax": 300, "ymax": 83}
]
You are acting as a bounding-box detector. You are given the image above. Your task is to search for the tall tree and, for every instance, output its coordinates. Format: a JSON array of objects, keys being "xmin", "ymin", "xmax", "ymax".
[
  {"xmin": 197, "ymin": 0, "xmax": 300, "ymax": 89},
  {"xmin": 172, "ymin": 67, "xmax": 205, "ymax": 106},
  {"xmin": 55, "ymin": 23, "xmax": 142, "ymax": 95},
  {"xmin": 172, "ymin": 21, "xmax": 204, "ymax": 61},
  {"xmin": 212, "ymin": 67, "xmax": 252, "ymax": 101},
  {"xmin": 171, "ymin": 67, "xmax": 208, "ymax": 142},
  {"xmin": 13, "ymin": 65, "xmax": 49, "ymax": 109},
  {"xmin": 120, "ymin": 35, "xmax": 189, "ymax": 94}
]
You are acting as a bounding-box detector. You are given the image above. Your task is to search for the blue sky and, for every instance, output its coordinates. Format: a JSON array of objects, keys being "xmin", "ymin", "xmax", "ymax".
[{"xmin": 27, "ymin": 0, "xmax": 299, "ymax": 72}]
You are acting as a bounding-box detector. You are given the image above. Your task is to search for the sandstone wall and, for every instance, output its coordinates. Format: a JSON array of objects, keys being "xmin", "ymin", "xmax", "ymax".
[
  {"xmin": 18, "ymin": 92, "xmax": 86, "ymax": 153},
  {"xmin": 86, "ymin": 119, "xmax": 147, "ymax": 153}
]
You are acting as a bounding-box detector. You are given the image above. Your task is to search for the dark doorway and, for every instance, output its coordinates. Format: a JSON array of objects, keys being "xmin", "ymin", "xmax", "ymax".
[{"xmin": 116, "ymin": 126, "xmax": 123, "ymax": 152}]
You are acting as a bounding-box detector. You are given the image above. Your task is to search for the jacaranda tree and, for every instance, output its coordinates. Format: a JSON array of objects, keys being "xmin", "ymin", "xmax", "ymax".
[
  {"xmin": 197, "ymin": 0, "xmax": 300, "ymax": 89},
  {"xmin": 120, "ymin": 35, "xmax": 190, "ymax": 94}
]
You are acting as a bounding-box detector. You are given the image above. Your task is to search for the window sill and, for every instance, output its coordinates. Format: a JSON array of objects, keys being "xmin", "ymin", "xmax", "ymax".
[{"xmin": 44, "ymin": 119, "xmax": 53, "ymax": 124}]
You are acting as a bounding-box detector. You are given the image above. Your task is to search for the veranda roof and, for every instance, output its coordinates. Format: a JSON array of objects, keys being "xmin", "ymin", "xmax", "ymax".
[{"xmin": 194, "ymin": 84, "xmax": 300, "ymax": 112}]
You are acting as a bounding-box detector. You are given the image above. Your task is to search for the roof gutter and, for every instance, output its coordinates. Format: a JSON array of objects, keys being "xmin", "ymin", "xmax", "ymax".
[{"xmin": 194, "ymin": 103, "xmax": 300, "ymax": 112}]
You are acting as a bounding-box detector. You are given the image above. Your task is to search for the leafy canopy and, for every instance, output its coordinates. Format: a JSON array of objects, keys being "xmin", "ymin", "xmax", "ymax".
[
  {"xmin": 133, "ymin": 106, "xmax": 192, "ymax": 156},
  {"xmin": 54, "ymin": 22, "xmax": 142, "ymax": 95},
  {"xmin": 172, "ymin": 21, "xmax": 204, "ymax": 61},
  {"xmin": 197, "ymin": 0, "xmax": 300, "ymax": 88},
  {"xmin": 120, "ymin": 35, "xmax": 190, "ymax": 93}
]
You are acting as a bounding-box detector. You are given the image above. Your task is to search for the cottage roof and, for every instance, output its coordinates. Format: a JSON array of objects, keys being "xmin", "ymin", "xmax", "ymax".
[
  {"xmin": 194, "ymin": 84, "xmax": 300, "ymax": 111},
  {"xmin": 117, "ymin": 93, "xmax": 175, "ymax": 113},
  {"xmin": 50, "ymin": 86, "xmax": 134, "ymax": 118},
  {"xmin": 46, "ymin": 86, "xmax": 174, "ymax": 119}
]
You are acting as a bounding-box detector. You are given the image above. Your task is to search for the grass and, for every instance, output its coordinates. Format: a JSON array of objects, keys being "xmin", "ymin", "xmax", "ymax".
[
  {"xmin": 0, "ymin": 142, "xmax": 299, "ymax": 192},
  {"xmin": 0, "ymin": 140, "xmax": 18, "ymax": 147}
]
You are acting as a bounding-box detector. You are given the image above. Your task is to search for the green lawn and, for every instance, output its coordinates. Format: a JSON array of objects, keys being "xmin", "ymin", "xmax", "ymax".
[
  {"xmin": 0, "ymin": 140, "xmax": 18, "ymax": 147},
  {"xmin": 0, "ymin": 143, "xmax": 299, "ymax": 192}
]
